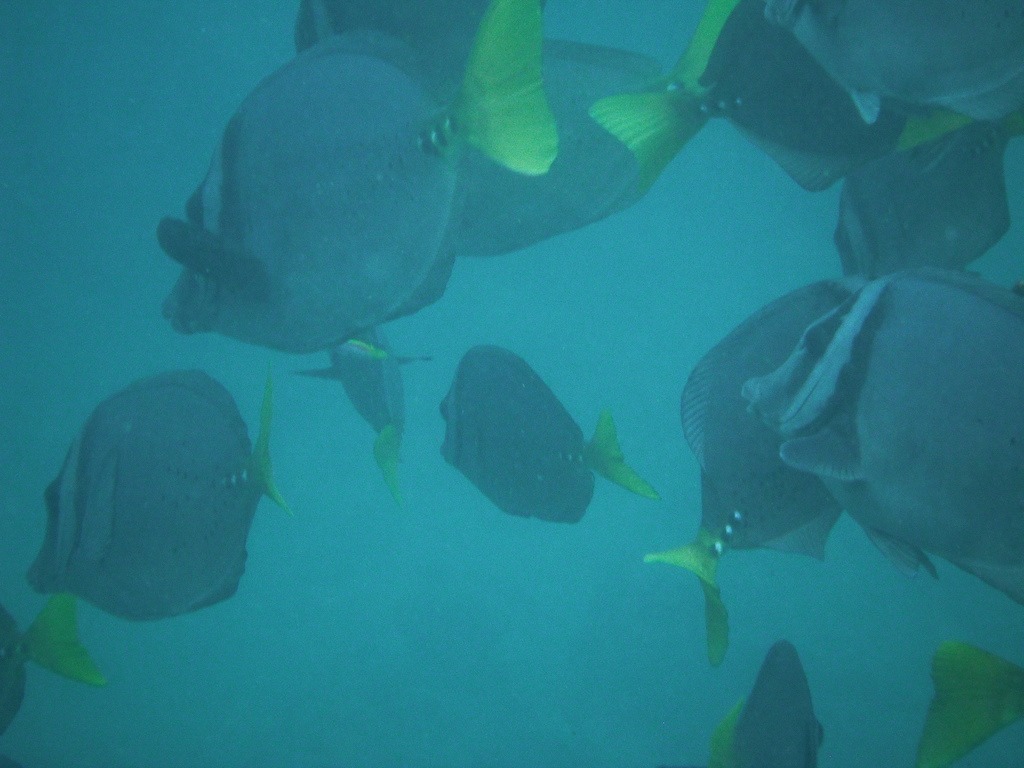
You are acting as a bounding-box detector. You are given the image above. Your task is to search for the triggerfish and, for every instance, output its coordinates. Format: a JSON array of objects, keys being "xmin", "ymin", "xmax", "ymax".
[
  {"xmin": 440, "ymin": 345, "xmax": 659, "ymax": 523},
  {"xmin": 27, "ymin": 370, "xmax": 290, "ymax": 620}
]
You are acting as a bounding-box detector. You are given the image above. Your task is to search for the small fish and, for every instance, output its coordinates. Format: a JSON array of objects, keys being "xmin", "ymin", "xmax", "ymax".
[
  {"xmin": 765, "ymin": 0, "xmax": 1024, "ymax": 123},
  {"xmin": 27, "ymin": 370, "xmax": 290, "ymax": 620},
  {"xmin": 744, "ymin": 269, "xmax": 1024, "ymax": 604},
  {"xmin": 1, "ymin": 595, "xmax": 106, "ymax": 736},
  {"xmin": 440, "ymin": 345, "xmax": 658, "ymax": 523},
  {"xmin": 916, "ymin": 642, "xmax": 1024, "ymax": 768},
  {"xmin": 647, "ymin": 279, "xmax": 855, "ymax": 665},
  {"xmin": 162, "ymin": 0, "xmax": 557, "ymax": 352}
]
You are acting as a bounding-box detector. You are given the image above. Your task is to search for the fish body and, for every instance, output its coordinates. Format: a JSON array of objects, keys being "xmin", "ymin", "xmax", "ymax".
[
  {"xmin": 765, "ymin": 0, "xmax": 1024, "ymax": 122},
  {"xmin": 834, "ymin": 121, "xmax": 1011, "ymax": 277},
  {"xmin": 744, "ymin": 269, "xmax": 1024, "ymax": 603},
  {"xmin": 440, "ymin": 345, "xmax": 595, "ymax": 522},
  {"xmin": 27, "ymin": 371, "xmax": 267, "ymax": 620}
]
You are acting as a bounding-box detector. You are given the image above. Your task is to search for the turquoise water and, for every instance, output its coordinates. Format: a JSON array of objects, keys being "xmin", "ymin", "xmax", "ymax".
[{"xmin": 2, "ymin": 2, "xmax": 1023, "ymax": 767}]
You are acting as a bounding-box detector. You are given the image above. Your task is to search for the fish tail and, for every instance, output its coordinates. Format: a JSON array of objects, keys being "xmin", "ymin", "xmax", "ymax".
[
  {"xmin": 23, "ymin": 594, "xmax": 106, "ymax": 687},
  {"xmin": 671, "ymin": 0, "xmax": 744, "ymax": 87},
  {"xmin": 450, "ymin": 0, "xmax": 558, "ymax": 175},
  {"xmin": 708, "ymin": 698, "xmax": 744, "ymax": 768},
  {"xmin": 589, "ymin": 87, "xmax": 707, "ymax": 195},
  {"xmin": 373, "ymin": 424, "xmax": 404, "ymax": 509},
  {"xmin": 253, "ymin": 371, "xmax": 294, "ymax": 516},
  {"xmin": 915, "ymin": 641, "xmax": 1024, "ymax": 768},
  {"xmin": 644, "ymin": 528, "xmax": 729, "ymax": 666},
  {"xmin": 897, "ymin": 109, "xmax": 973, "ymax": 152},
  {"xmin": 583, "ymin": 409, "xmax": 659, "ymax": 499}
]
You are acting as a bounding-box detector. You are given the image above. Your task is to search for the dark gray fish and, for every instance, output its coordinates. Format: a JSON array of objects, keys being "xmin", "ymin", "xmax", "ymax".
[
  {"xmin": 731, "ymin": 640, "xmax": 822, "ymax": 768},
  {"xmin": 27, "ymin": 371, "xmax": 287, "ymax": 620},
  {"xmin": 161, "ymin": 35, "xmax": 458, "ymax": 353},
  {"xmin": 744, "ymin": 269, "xmax": 1024, "ymax": 603},
  {"xmin": 440, "ymin": 345, "xmax": 657, "ymax": 522},
  {"xmin": 834, "ymin": 121, "xmax": 1012, "ymax": 277},
  {"xmin": 765, "ymin": 0, "xmax": 1024, "ymax": 122}
]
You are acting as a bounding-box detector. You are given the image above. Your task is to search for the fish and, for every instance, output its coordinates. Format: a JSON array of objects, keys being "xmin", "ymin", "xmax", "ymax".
[
  {"xmin": 440, "ymin": 345, "xmax": 658, "ymax": 523},
  {"xmin": 1, "ymin": 595, "xmax": 106, "ymax": 736},
  {"xmin": 300, "ymin": 328, "xmax": 431, "ymax": 506},
  {"xmin": 744, "ymin": 269, "xmax": 1024, "ymax": 604},
  {"xmin": 764, "ymin": 0, "xmax": 1024, "ymax": 123},
  {"xmin": 589, "ymin": 0, "xmax": 955, "ymax": 193},
  {"xmin": 162, "ymin": 0, "xmax": 557, "ymax": 353},
  {"xmin": 295, "ymin": 1, "xmax": 658, "ymax": 257},
  {"xmin": 916, "ymin": 642, "xmax": 1024, "ymax": 768},
  {"xmin": 710, "ymin": 640, "xmax": 823, "ymax": 768},
  {"xmin": 27, "ymin": 370, "xmax": 291, "ymax": 621},
  {"xmin": 646, "ymin": 279, "xmax": 855, "ymax": 665},
  {"xmin": 835, "ymin": 118, "xmax": 1017, "ymax": 277}
]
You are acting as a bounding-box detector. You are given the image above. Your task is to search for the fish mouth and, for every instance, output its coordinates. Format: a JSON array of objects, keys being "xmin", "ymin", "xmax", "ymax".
[{"xmin": 161, "ymin": 270, "xmax": 216, "ymax": 335}]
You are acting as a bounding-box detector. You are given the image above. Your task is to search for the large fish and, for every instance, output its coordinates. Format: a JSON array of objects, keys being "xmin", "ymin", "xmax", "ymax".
[
  {"xmin": 744, "ymin": 269, "xmax": 1024, "ymax": 605},
  {"xmin": 764, "ymin": 0, "xmax": 1024, "ymax": 123},
  {"xmin": 295, "ymin": 0, "xmax": 657, "ymax": 257},
  {"xmin": 647, "ymin": 279, "xmax": 855, "ymax": 665},
  {"xmin": 835, "ymin": 119, "xmax": 1016, "ymax": 277},
  {"xmin": 589, "ymin": 0, "xmax": 955, "ymax": 193},
  {"xmin": 300, "ymin": 328, "xmax": 430, "ymax": 506},
  {"xmin": 0, "ymin": 595, "xmax": 106, "ymax": 736},
  {"xmin": 440, "ymin": 345, "xmax": 658, "ymax": 523},
  {"xmin": 162, "ymin": 0, "xmax": 557, "ymax": 353},
  {"xmin": 27, "ymin": 371, "xmax": 290, "ymax": 620}
]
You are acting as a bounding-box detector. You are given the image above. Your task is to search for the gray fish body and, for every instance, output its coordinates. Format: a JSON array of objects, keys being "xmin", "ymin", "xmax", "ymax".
[
  {"xmin": 27, "ymin": 371, "xmax": 261, "ymax": 620},
  {"xmin": 766, "ymin": 0, "xmax": 1024, "ymax": 121},
  {"xmin": 162, "ymin": 36, "xmax": 457, "ymax": 353},
  {"xmin": 735, "ymin": 640, "xmax": 822, "ymax": 768},
  {"xmin": 681, "ymin": 280, "xmax": 857, "ymax": 554},
  {"xmin": 835, "ymin": 121, "xmax": 1011, "ymax": 277},
  {"xmin": 440, "ymin": 345, "xmax": 594, "ymax": 523},
  {"xmin": 745, "ymin": 270, "xmax": 1024, "ymax": 603}
]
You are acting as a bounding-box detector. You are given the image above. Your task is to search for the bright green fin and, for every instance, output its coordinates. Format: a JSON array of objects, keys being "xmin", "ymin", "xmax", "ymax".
[
  {"xmin": 345, "ymin": 338, "xmax": 389, "ymax": 360},
  {"xmin": 253, "ymin": 372, "xmax": 293, "ymax": 516},
  {"xmin": 453, "ymin": 0, "xmax": 558, "ymax": 175},
  {"xmin": 589, "ymin": 88, "xmax": 707, "ymax": 194},
  {"xmin": 897, "ymin": 109, "xmax": 972, "ymax": 151},
  {"xmin": 645, "ymin": 528, "xmax": 729, "ymax": 665},
  {"xmin": 670, "ymin": 0, "xmax": 743, "ymax": 87},
  {"xmin": 708, "ymin": 698, "xmax": 744, "ymax": 768},
  {"xmin": 583, "ymin": 409, "xmax": 659, "ymax": 500},
  {"xmin": 373, "ymin": 424, "xmax": 404, "ymax": 508},
  {"xmin": 23, "ymin": 595, "xmax": 106, "ymax": 687},
  {"xmin": 916, "ymin": 641, "xmax": 1024, "ymax": 768}
]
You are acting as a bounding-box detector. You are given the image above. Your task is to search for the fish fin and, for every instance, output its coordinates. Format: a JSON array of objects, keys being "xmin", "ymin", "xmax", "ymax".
[
  {"xmin": 23, "ymin": 595, "xmax": 106, "ymax": 687},
  {"xmin": 584, "ymin": 409, "xmax": 660, "ymax": 499},
  {"xmin": 589, "ymin": 88, "xmax": 707, "ymax": 194},
  {"xmin": 915, "ymin": 642, "xmax": 1024, "ymax": 768},
  {"xmin": 897, "ymin": 109, "xmax": 973, "ymax": 152},
  {"xmin": 670, "ymin": 0, "xmax": 744, "ymax": 86},
  {"xmin": 864, "ymin": 528, "xmax": 938, "ymax": 578},
  {"xmin": 708, "ymin": 698, "xmax": 744, "ymax": 768},
  {"xmin": 779, "ymin": 430, "xmax": 864, "ymax": 481},
  {"xmin": 253, "ymin": 372, "xmax": 294, "ymax": 516},
  {"xmin": 645, "ymin": 528, "xmax": 728, "ymax": 666},
  {"xmin": 732, "ymin": 127, "xmax": 845, "ymax": 191},
  {"xmin": 452, "ymin": 0, "xmax": 558, "ymax": 175},
  {"xmin": 763, "ymin": 508, "xmax": 842, "ymax": 560},
  {"xmin": 849, "ymin": 90, "xmax": 881, "ymax": 124},
  {"xmin": 373, "ymin": 424, "xmax": 403, "ymax": 508},
  {"xmin": 949, "ymin": 558, "xmax": 1024, "ymax": 607}
]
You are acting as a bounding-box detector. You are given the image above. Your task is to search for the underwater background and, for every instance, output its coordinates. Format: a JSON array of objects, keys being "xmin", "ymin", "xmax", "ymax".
[{"xmin": 2, "ymin": 2, "xmax": 1023, "ymax": 766}]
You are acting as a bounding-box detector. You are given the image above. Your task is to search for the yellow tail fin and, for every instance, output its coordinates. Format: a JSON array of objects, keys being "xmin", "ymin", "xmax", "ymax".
[
  {"xmin": 373, "ymin": 424, "xmax": 404, "ymax": 508},
  {"xmin": 897, "ymin": 109, "xmax": 972, "ymax": 151},
  {"xmin": 709, "ymin": 698, "xmax": 744, "ymax": 768},
  {"xmin": 916, "ymin": 641, "xmax": 1024, "ymax": 768},
  {"xmin": 583, "ymin": 409, "xmax": 659, "ymax": 499},
  {"xmin": 253, "ymin": 372, "xmax": 293, "ymax": 516},
  {"xmin": 453, "ymin": 0, "xmax": 558, "ymax": 175},
  {"xmin": 645, "ymin": 528, "xmax": 729, "ymax": 665},
  {"xmin": 671, "ymin": 0, "xmax": 744, "ymax": 87},
  {"xmin": 23, "ymin": 595, "xmax": 106, "ymax": 687},
  {"xmin": 589, "ymin": 88, "xmax": 707, "ymax": 194}
]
